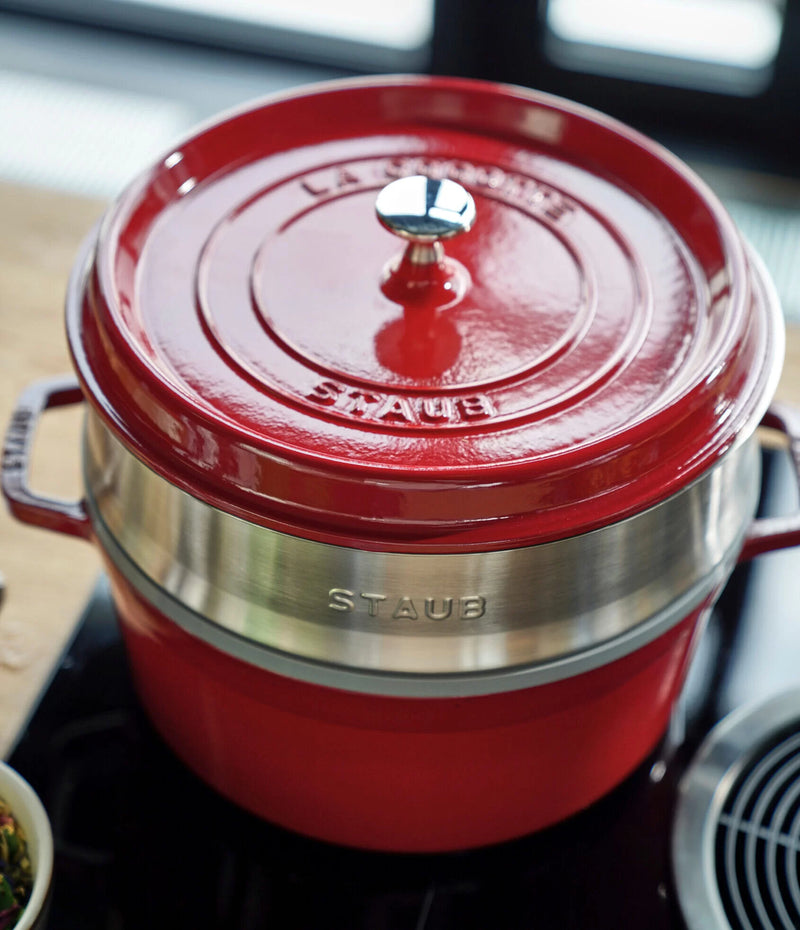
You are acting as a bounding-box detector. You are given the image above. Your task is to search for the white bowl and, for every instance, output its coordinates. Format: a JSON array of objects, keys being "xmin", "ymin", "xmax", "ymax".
[{"xmin": 0, "ymin": 762, "xmax": 53, "ymax": 930}]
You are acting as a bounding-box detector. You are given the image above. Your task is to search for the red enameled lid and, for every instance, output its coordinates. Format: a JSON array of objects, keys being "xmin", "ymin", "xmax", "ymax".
[{"xmin": 68, "ymin": 76, "xmax": 783, "ymax": 550}]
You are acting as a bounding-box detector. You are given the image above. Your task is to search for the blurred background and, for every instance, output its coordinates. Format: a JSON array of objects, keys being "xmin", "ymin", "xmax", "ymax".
[{"xmin": 0, "ymin": 0, "xmax": 798, "ymax": 320}]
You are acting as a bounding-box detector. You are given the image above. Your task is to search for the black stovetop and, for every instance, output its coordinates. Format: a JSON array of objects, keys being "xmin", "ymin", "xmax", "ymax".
[{"xmin": 8, "ymin": 448, "xmax": 800, "ymax": 930}]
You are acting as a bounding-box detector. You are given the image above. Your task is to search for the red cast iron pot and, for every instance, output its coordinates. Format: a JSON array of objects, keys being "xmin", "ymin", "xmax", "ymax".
[{"xmin": 4, "ymin": 76, "xmax": 800, "ymax": 852}]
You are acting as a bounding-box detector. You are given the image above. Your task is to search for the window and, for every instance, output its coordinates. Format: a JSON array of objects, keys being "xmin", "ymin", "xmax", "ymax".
[
  {"xmin": 545, "ymin": 0, "xmax": 785, "ymax": 95},
  {"xmin": 4, "ymin": 0, "xmax": 435, "ymax": 69}
]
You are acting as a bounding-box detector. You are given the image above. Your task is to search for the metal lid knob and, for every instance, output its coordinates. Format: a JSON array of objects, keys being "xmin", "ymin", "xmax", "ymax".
[{"xmin": 376, "ymin": 176, "xmax": 476, "ymax": 265}]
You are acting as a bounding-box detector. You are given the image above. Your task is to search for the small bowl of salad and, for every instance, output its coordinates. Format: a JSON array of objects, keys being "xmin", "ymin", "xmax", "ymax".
[{"xmin": 0, "ymin": 763, "xmax": 52, "ymax": 930}]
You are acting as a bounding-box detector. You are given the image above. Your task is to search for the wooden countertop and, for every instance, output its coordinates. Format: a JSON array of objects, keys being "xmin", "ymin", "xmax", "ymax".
[
  {"xmin": 0, "ymin": 183, "xmax": 105, "ymax": 757},
  {"xmin": 1, "ymin": 179, "xmax": 799, "ymax": 758}
]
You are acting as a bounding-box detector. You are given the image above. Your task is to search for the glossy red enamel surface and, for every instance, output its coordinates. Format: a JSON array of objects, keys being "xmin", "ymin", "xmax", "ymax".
[
  {"xmin": 67, "ymin": 76, "xmax": 782, "ymax": 548},
  {"xmin": 108, "ymin": 558, "xmax": 710, "ymax": 852}
]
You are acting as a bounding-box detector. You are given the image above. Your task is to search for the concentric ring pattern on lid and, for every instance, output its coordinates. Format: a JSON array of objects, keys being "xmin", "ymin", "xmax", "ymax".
[{"xmin": 68, "ymin": 76, "xmax": 783, "ymax": 550}]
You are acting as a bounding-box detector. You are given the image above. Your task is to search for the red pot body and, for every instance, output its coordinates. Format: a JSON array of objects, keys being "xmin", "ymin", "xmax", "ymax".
[{"xmin": 107, "ymin": 558, "xmax": 709, "ymax": 852}]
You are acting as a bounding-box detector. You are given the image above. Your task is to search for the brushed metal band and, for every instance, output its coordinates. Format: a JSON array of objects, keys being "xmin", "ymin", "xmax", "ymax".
[
  {"xmin": 84, "ymin": 412, "xmax": 760, "ymax": 679},
  {"xmin": 93, "ymin": 513, "xmax": 729, "ymax": 696}
]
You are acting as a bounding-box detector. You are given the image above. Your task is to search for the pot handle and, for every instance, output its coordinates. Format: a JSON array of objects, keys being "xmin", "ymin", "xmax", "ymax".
[
  {"xmin": 739, "ymin": 402, "xmax": 800, "ymax": 562},
  {"xmin": 2, "ymin": 375, "xmax": 92, "ymax": 541}
]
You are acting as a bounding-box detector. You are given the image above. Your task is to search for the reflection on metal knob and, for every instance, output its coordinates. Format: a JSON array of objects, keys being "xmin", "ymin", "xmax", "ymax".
[{"xmin": 376, "ymin": 176, "xmax": 476, "ymax": 265}]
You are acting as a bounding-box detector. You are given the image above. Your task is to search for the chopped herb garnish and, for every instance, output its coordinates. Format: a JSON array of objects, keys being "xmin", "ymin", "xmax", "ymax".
[{"xmin": 0, "ymin": 801, "xmax": 32, "ymax": 930}]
